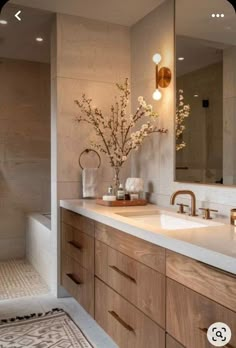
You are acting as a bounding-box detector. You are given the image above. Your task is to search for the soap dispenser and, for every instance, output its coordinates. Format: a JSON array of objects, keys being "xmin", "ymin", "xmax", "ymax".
[{"xmin": 117, "ymin": 184, "xmax": 125, "ymax": 200}]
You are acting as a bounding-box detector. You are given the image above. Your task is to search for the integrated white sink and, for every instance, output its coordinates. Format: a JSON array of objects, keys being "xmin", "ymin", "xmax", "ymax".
[{"xmin": 116, "ymin": 210, "xmax": 223, "ymax": 230}]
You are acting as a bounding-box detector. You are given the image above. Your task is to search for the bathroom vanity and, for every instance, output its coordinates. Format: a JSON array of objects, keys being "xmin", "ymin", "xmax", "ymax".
[{"xmin": 60, "ymin": 200, "xmax": 236, "ymax": 348}]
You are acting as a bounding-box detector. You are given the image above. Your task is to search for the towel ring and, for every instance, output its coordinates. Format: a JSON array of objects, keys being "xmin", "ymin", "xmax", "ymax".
[{"xmin": 79, "ymin": 149, "xmax": 101, "ymax": 169}]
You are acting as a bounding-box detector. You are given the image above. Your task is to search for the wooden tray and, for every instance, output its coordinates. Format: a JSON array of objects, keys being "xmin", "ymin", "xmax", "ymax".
[{"xmin": 96, "ymin": 199, "xmax": 147, "ymax": 207}]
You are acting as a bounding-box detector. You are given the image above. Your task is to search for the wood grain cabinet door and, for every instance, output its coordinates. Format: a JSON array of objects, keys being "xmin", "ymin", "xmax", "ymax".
[
  {"xmin": 61, "ymin": 254, "xmax": 94, "ymax": 317},
  {"xmin": 166, "ymin": 335, "xmax": 184, "ymax": 348},
  {"xmin": 166, "ymin": 250, "xmax": 236, "ymax": 312},
  {"xmin": 95, "ymin": 221, "xmax": 165, "ymax": 274},
  {"xmin": 95, "ymin": 240, "xmax": 165, "ymax": 327},
  {"xmin": 166, "ymin": 278, "xmax": 236, "ymax": 348},
  {"xmin": 95, "ymin": 278, "xmax": 165, "ymax": 348},
  {"xmin": 61, "ymin": 222, "xmax": 94, "ymax": 272},
  {"xmin": 61, "ymin": 208, "xmax": 94, "ymax": 237}
]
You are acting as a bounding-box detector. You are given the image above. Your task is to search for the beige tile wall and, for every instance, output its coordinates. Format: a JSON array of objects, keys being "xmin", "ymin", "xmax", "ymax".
[
  {"xmin": 51, "ymin": 14, "xmax": 131, "ymax": 295},
  {"xmin": 0, "ymin": 58, "xmax": 51, "ymax": 260}
]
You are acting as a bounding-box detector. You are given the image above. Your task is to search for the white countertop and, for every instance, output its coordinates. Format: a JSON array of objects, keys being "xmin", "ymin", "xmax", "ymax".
[{"xmin": 60, "ymin": 199, "xmax": 236, "ymax": 275}]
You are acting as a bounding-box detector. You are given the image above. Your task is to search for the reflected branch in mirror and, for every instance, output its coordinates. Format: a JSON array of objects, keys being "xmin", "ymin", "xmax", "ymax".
[{"xmin": 176, "ymin": 89, "xmax": 190, "ymax": 152}]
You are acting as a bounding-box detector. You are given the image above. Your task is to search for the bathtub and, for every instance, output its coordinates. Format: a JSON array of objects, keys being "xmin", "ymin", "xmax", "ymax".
[{"xmin": 26, "ymin": 213, "xmax": 52, "ymax": 290}]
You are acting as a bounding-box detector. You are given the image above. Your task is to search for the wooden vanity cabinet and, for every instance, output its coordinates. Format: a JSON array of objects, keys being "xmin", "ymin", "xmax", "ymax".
[
  {"xmin": 166, "ymin": 278, "xmax": 236, "ymax": 348},
  {"xmin": 166, "ymin": 335, "xmax": 184, "ymax": 348},
  {"xmin": 60, "ymin": 208, "xmax": 95, "ymax": 317},
  {"xmin": 95, "ymin": 278, "xmax": 165, "ymax": 348},
  {"xmin": 60, "ymin": 208, "xmax": 236, "ymax": 348},
  {"xmin": 95, "ymin": 239, "xmax": 166, "ymax": 327}
]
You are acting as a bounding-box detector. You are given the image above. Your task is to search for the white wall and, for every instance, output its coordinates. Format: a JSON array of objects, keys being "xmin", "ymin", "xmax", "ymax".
[{"xmin": 131, "ymin": 0, "xmax": 236, "ymax": 218}]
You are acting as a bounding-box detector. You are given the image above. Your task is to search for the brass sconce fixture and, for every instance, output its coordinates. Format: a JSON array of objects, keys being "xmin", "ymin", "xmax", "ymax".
[{"xmin": 152, "ymin": 53, "xmax": 172, "ymax": 100}]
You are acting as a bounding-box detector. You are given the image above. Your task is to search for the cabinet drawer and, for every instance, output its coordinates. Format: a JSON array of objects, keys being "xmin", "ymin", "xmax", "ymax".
[
  {"xmin": 61, "ymin": 254, "xmax": 94, "ymax": 317},
  {"xmin": 166, "ymin": 335, "xmax": 184, "ymax": 348},
  {"xmin": 61, "ymin": 208, "xmax": 94, "ymax": 237},
  {"xmin": 62, "ymin": 222, "xmax": 94, "ymax": 272},
  {"xmin": 95, "ymin": 222, "xmax": 165, "ymax": 274},
  {"xmin": 166, "ymin": 250, "xmax": 236, "ymax": 312},
  {"xmin": 166, "ymin": 278, "xmax": 236, "ymax": 348},
  {"xmin": 95, "ymin": 240, "xmax": 165, "ymax": 327},
  {"xmin": 95, "ymin": 278, "xmax": 165, "ymax": 348}
]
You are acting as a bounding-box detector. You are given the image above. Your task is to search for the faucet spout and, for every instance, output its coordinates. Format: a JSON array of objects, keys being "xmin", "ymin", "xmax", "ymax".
[{"xmin": 170, "ymin": 190, "xmax": 197, "ymax": 217}]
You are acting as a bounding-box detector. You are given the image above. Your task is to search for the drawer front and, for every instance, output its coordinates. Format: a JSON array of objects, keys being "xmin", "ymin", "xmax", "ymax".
[
  {"xmin": 95, "ymin": 222, "xmax": 165, "ymax": 274},
  {"xmin": 167, "ymin": 278, "xmax": 236, "ymax": 348},
  {"xmin": 62, "ymin": 222, "xmax": 94, "ymax": 272},
  {"xmin": 61, "ymin": 254, "xmax": 94, "ymax": 317},
  {"xmin": 166, "ymin": 250, "xmax": 236, "ymax": 312},
  {"xmin": 166, "ymin": 335, "xmax": 184, "ymax": 348},
  {"xmin": 95, "ymin": 278, "xmax": 165, "ymax": 348},
  {"xmin": 95, "ymin": 240, "xmax": 165, "ymax": 327},
  {"xmin": 61, "ymin": 208, "xmax": 94, "ymax": 237}
]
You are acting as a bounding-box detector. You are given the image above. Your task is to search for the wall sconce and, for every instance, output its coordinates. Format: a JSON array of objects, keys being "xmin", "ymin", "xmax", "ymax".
[{"xmin": 152, "ymin": 53, "xmax": 171, "ymax": 101}]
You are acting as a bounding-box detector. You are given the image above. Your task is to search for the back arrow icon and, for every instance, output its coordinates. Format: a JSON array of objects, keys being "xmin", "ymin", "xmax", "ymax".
[{"xmin": 15, "ymin": 10, "xmax": 22, "ymax": 21}]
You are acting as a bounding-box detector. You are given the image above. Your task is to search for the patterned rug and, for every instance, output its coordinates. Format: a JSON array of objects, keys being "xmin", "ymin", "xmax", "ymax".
[
  {"xmin": 0, "ymin": 259, "xmax": 49, "ymax": 300},
  {"xmin": 0, "ymin": 309, "xmax": 94, "ymax": 348}
]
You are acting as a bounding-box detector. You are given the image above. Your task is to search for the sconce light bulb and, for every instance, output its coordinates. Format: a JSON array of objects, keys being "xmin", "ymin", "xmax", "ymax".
[
  {"xmin": 152, "ymin": 53, "xmax": 162, "ymax": 65},
  {"xmin": 152, "ymin": 89, "xmax": 162, "ymax": 101}
]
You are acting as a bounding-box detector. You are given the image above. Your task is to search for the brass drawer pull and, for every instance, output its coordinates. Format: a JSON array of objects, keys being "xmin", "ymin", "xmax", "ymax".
[
  {"xmin": 68, "ymin": 240, "xmax": 83, "ymax": 251},
  {"xmin": 66, "ymin": 273, "xmax": 83, "ymax": 285},
  {"xmin": 108, "ymin": 311, "xmax": 135, "ymax": 333},
  {"xmin": 197, "ymin": 261, "xmax": 236, "ymax": 279},
  {"xmin": 199, "ymin": 328, "xmax": 235, "ymax": 348},
  {"xmin": 109, "ymin": 265, "xmax": 136, "ymax": 283}
]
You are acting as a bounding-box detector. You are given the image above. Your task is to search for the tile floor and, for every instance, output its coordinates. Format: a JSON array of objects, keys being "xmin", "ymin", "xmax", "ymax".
[
  {"xmin": 0, "ymin": 259, "xmax": 49, "ymax": 300},
  {"xmin": 0, "ymin": 294, "xmax": 118, "ymax": 348}
]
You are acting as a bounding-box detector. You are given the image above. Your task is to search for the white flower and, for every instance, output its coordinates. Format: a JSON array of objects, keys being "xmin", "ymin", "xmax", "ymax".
[
  {"xmin": 138, "ymin": 96, "xmax": 144, "ymax": 103},
  {"xmin": 141, "ymin": 124, "xmax": 148, "ymax": 131}
]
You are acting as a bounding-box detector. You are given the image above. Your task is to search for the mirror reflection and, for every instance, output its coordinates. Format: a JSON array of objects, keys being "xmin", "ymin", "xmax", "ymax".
[{"xmin": 175, "ymin": 0, "xmax": 236, "ymax": 185}]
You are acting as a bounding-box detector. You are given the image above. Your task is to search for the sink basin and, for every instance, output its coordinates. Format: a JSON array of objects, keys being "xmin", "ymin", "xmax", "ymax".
[{"xmin": 116, "ymin": 210, "xmax": 221, "ymax": 230}]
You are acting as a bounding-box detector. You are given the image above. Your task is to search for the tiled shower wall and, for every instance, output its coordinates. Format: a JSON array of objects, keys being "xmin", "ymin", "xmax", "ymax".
[{"xmin": 0, "ymin": 58, "xmax": 51, "ymax": 260}]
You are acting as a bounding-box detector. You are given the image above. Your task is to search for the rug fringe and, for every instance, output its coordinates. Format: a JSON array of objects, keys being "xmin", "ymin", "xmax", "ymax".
[{"xmin": 0, "ymin": 308, "xmax": 64, "ymax": 325}]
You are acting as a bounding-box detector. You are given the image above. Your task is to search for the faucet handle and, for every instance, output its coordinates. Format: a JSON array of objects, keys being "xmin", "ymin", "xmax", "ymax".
[
  {"xmin": 177, "ymin": 203, "xmax": 189, "ymax": 214},
  {"xmin": 199, "ymin": 208, "xmax": 218, "ymax": 220}
]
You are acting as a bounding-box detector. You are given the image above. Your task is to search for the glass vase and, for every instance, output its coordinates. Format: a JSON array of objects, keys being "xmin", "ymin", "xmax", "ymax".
[{"xmin": 113, "ymin": 166, "xmax": 121, "ymax": 194}]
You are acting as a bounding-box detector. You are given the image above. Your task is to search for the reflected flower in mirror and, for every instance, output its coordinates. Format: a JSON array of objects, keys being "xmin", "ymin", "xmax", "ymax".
[{"xmin": 176, "ymin": 89, "xmax": 190, "ymax": 151}]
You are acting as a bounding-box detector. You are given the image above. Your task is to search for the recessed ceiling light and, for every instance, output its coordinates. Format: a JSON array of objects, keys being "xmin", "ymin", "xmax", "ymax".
[
  {"xmin": 0, "ymin": 19, "xmax": 8, "ymax": 25},
  {"xmin": 211, "ymin": 14, "xmax": 216, "ymax": 18},
  {"xmin": 216, "ymin": 14, "xmax": 220, "ymax": 17},
  {"xmin": 178, "ymin": 57, "xmax": 184, "ymax": 61},
  {"xmin": 194, "ymin": 94, "xmax": 199, "ymax": 98},
  {"xmin": 221, "ymin": 14, "xmax": 225, "ymax": 17},
  {"xmin": 36, "ymin": 37, "xmax": 44, "ymax": 42}
]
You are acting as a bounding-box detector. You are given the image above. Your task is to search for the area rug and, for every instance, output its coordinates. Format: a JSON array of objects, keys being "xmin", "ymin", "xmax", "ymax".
[
  {"xmin": 0, "ymin": 259, "xmax": 49, "ymax": 300},
  {"xmin": 0, "ymin": 308, "xmax": 94, "ymax": 347}
]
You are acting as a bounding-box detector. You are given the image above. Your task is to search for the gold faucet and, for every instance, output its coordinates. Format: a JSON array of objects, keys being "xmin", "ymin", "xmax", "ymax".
[{"xmin": 170, "ymin": 190, "xmax": 197, "ymax": 216}]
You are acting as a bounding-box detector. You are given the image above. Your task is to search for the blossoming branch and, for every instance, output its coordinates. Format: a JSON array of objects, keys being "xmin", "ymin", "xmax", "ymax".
[{"xmin": 75, "ymin": 78, "xmax": 167, "ymax": 169}]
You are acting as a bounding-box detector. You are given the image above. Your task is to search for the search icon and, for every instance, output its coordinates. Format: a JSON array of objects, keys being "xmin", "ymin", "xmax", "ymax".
[
  {"xmin": 215, "ymin": 331, "xmax": 223, "ymax": 339},
  {"xmin": 207, "ymin": 322, "xmax": 232, "ymax": 347}
]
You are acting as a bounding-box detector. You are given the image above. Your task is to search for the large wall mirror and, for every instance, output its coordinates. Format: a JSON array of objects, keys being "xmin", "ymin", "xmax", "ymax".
[{"xmin": 175, "ymin": 0, "xmax": 236, "ymax": 185}]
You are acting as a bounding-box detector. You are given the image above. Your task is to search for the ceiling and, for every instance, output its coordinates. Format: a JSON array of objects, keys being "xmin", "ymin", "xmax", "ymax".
[
  {"xmin": 176, "ymin": 0, "xmax": 236, "ymax": 46},
  {"xmin": 0, "ymin": 0, "xmax": 164, "ymax": 63},
  {"xmin": 0, "ymin": 4, "xmax": 53, "ymax": 63},
  {"xmin": 10, "ymin": 0, "xmax": 165, "ymax": 26},
  {"xmin": 176, "ymin": 0, "xmax": 236, "ymax": 76},
  {"xmin": 176, "ymin": 36, "xmax": 223, "ymax": 76}
]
